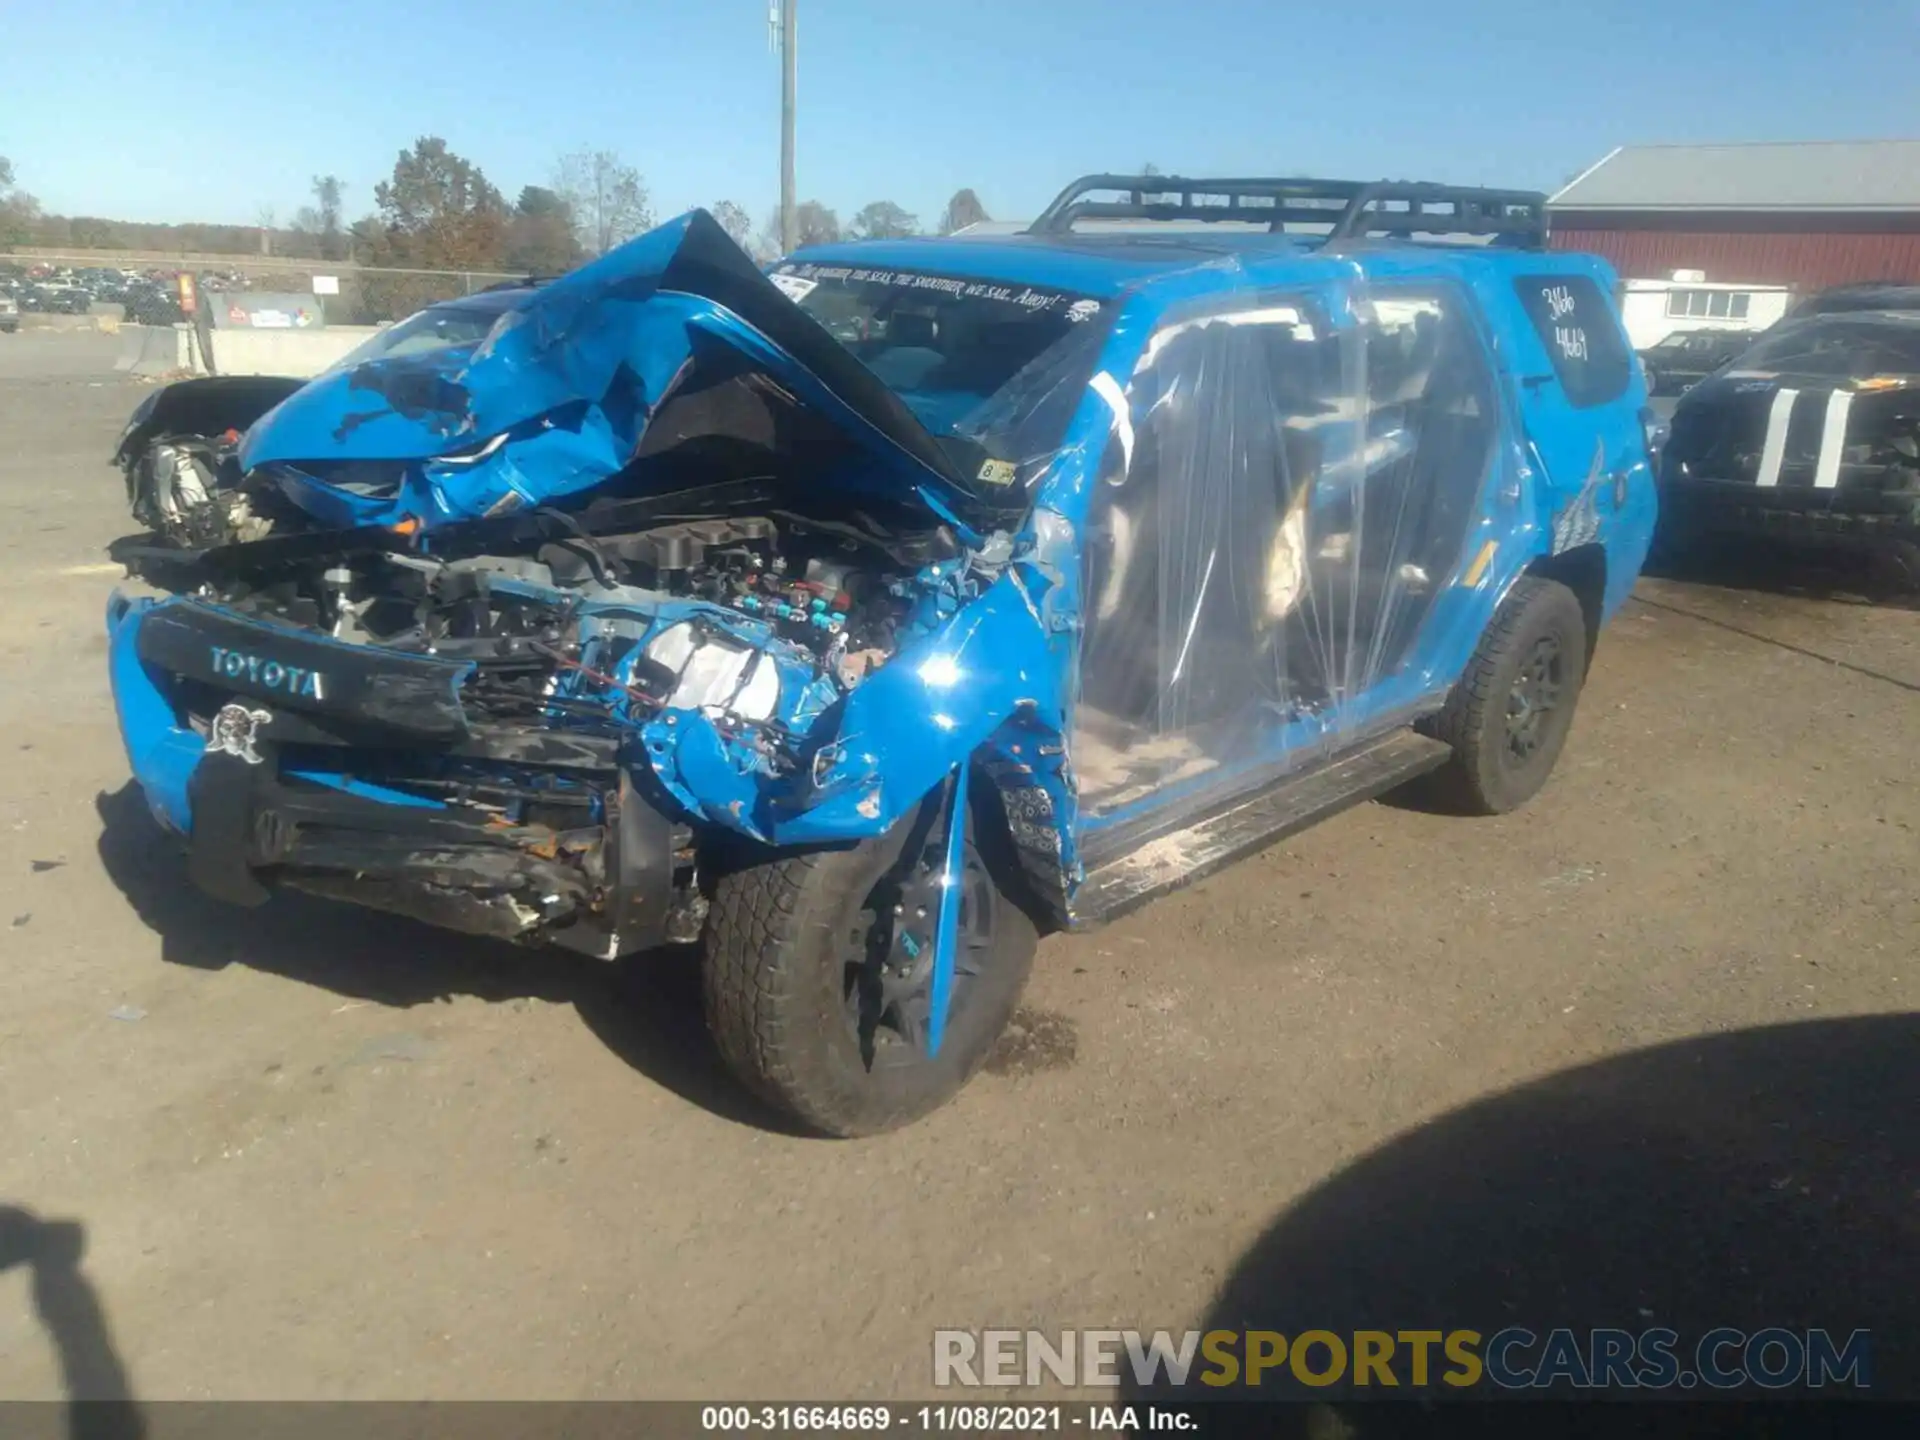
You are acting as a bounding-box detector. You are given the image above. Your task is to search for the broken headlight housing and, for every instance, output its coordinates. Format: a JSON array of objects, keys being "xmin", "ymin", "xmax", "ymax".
[{"xmin": 643, "ymin": 621, "xmax": 783, "ymax": 721}]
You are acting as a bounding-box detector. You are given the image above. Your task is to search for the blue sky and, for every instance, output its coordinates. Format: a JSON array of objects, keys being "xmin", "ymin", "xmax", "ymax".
[{"xmin": 4, "ymin": 0, "xmax": 1916, "ymax": 230}]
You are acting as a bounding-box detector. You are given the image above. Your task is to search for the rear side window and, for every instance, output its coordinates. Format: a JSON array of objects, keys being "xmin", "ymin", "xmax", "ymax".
[{"xmin": 1512, "ymin": 274, "xmax": 1632, "ymax": 408}]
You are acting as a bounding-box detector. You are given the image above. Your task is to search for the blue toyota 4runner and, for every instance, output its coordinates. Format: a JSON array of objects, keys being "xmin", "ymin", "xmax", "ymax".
[{"xmin": 105, "ymin": 176, "xmax": 1657, "ymax": 1134}]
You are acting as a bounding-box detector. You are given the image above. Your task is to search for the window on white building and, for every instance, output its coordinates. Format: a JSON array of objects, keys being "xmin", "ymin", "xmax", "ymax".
[{"xmin": 1665, "ymin": 289, "xmax": 1753, "ymax": 321}]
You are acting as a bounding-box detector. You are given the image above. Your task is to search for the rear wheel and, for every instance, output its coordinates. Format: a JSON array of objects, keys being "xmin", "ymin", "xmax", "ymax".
[
  {"xmin": 702, "ymin": 800, "xmax": 1036, "ymax": 1137},
  {"xmin": 1419, "ymin": 576, "xmax": 1588, "ymax": 815}
]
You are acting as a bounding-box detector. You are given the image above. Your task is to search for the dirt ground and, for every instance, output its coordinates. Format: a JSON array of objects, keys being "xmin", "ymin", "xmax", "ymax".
[{"xmin": 1, "ymin": 336, "xmax": 1915, "ymax": 1402}]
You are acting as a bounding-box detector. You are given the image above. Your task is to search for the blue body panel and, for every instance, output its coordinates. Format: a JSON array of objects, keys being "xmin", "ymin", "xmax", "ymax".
[
  {"xmin": 108, "ymin": 210, "xmax": 1655, "ymax": 939},
  {"xmin": 240, "ymin": 218, "xmax": 979, "ymax": 535},
  {"xmin": 108, "ymin": 593, "xmax": 204, "ymax": 835}
]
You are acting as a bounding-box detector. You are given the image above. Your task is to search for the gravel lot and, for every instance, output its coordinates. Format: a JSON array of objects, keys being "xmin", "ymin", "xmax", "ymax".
[{"xmin": 2, "ymin": 333, "xmax": 1915, "ymax": 1403}]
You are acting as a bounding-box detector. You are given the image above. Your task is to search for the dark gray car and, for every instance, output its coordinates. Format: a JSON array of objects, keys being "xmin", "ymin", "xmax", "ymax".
[{"xmin": 1639, "ymin": 328, "xmax": 1753, "ymax": 396}]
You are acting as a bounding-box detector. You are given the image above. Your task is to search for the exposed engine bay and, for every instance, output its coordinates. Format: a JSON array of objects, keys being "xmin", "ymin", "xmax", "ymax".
[
  {"xmin": 121, "ymin": 485, "xmax": 967, "ymax": 727},
  {"xmin": 110, "ymin": 476, "xmax": 1010, "ymax": 954}
]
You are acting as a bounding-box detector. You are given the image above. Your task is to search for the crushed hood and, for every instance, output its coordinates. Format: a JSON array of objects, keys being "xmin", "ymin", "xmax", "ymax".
[{"xmin": 239, "ymin": 210, "xmax": 990, "ymax": 535}]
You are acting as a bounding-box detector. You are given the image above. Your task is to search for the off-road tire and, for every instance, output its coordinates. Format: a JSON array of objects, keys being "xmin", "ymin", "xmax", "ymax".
[
  {"xmin": 1419, "ymin": 576, "xmax": 1588, "ymax": 816},
  {"xmin": 703, "ymin": 829, "xmax": 1037, "ymax": 1137}
]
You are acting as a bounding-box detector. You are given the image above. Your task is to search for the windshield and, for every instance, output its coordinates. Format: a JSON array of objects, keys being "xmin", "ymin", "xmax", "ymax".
[
  {"xmin": 327, "ymin": 303, "xmax": 510, "ymax": 374},
  {"xmin": 1734, "ymin": 316, "xmax": 1920, "ymax": 381},
  {"xmin": 771, "ymin": 261, "xmax": 1114, "ymax": 467}
]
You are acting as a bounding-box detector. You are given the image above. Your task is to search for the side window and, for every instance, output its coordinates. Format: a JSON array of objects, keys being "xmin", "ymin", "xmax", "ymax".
[
  {"xmin": 1349, "ymin": 286, "xmax": 1497, "ymax": 619},
  {"xmin": 1513, "ymin": 274, "xmax": 1633, "ymax": 408},
  {"xmin": 1075, "ymin": 297, "xmax": 1351, "ymax": 810},
  {"xmin": 1073, "ymin": 286, "xmax": 1497, "ymax": 821}
]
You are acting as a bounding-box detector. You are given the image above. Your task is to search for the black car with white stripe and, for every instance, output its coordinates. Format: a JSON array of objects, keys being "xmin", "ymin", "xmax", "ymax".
[{"xmin": 1657, "ymin": 308, "xmax": 1920, "ymax": 582}]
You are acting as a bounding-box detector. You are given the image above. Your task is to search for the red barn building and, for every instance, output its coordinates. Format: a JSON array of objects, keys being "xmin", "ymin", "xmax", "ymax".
[{"xmin": 1548, "ymin": 140, "xmax": 1920, "ymax": 293}]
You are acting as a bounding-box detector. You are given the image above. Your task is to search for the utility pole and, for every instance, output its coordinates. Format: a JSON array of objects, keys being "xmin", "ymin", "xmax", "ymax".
[{"xmin": 779, "ymin": 0, "xmax": 797, "ymax": 254}]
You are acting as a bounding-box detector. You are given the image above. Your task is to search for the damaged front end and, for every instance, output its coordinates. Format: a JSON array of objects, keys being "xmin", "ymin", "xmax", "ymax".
[
  {"xmin": 112, "ymin": 375, "xmax": 308, "ymax": 546},
  {"xmin": 105, "ymin": 211, "xmax": 1087, "ymax": 954}
]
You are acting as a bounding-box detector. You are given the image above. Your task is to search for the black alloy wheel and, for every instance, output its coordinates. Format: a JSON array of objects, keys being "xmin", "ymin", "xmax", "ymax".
[
  {"xmin": 1504, "ymin": 633, "xmax": 1566, "ymax": 766},
  {"xmin": 842, "ymin": 826, "xmax": 1000, "ymax": 1067}
]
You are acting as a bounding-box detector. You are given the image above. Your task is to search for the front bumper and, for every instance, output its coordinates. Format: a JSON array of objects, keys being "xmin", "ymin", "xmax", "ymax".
[
  {"xmin": 1656, "ymin": 476, "xmax": 1920, "ymax": 552},
  {"xmin": 106, "ymin": 592, "xmax": 683, "ymax": 952}
]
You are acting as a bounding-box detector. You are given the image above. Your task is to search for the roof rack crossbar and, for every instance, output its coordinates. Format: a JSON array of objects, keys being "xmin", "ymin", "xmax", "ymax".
[{"xmin": 1026, "ymin": 174, "xmax": 1549, "ymax": 249}]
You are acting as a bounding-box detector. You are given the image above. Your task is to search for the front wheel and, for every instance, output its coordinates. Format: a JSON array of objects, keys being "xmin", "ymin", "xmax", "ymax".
[
  {"xmin": 702, "ymin": 801, "xmax": 1037, "ymax": 1137},
  {"xmin": 1418, "ymin": 576, "xmax": 1588, "ymax": 815}
]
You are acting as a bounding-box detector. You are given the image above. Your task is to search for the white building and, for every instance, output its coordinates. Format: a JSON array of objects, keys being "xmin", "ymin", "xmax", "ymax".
[{"xmin": 1614, "ymin": 273, "xmax": 1792, "ymax": 350}]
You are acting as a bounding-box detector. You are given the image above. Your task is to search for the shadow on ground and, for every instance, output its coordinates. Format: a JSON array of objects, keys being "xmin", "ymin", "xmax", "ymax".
[
  {"xmin": 1643, "ymin": 530, "xmax": 1920, "ymax": 610},
  {"xmin": 1136, "ymin": 1015, "xmax": 1917, "ymax": 1434},
  {"xmin": 0, "ymin": 1205, "xmax": 145, "ymax": 1440},
  {"xmin": 93, "ymin": 783, "xmax": 801, "ymax": 1135}
]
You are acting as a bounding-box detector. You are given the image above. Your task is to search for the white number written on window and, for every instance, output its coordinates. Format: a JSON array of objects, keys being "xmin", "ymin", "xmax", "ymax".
[{"xmin": 1553, "ymin": 324, "xmax": 1590, "ymax": 362}]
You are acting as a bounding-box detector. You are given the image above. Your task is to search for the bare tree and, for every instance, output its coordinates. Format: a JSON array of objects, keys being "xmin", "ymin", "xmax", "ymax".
[
  {"xmin": 711, "ymin": 200, "xmax": 754, "ymax": 249},
  {"xmin": 794, "ymin": 200, "xmax": 840, "ymax": 247},
  {"xmin": 756, "ymin": 207, "xmax": 786, "ymax": 260},
  {"xmin": 938, "ymin": 188, "xmax": 990, "ymax": 235},
  {"xmin": 554, "ymin": 148, "xmax": 653, "ymax": 257},
  {"xmin": 851, "ymin": 201, "xmax": 917, "ymax": 239},
  {"xmin": 289, "ymin": 176, "xmax": 349, "ymax": 262},
  {"xmin": 286, "ymin": 209, "xmax": 322, "ymax": 259},
  {"xmin": 312, "ymin": 175, "xmax": 346, "ymax": 261},
  {"xmin": 754, "ymin": 201, "xmax": 839, "ymax": 256}
]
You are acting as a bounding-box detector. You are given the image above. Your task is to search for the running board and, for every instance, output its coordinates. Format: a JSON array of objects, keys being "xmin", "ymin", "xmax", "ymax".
[{"xmin": 1068, "ymin": 729, "xmax": 1451, "ymax": 929}]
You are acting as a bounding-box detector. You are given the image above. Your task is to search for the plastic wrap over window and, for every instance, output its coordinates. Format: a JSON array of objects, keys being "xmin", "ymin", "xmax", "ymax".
[{"xmin": 1073, "ymin": 285, "xmax": 1497, "ymax": 823}]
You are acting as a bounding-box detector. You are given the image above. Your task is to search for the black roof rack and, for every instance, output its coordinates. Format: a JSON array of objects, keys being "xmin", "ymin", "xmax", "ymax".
[{"xmin": 1026, "ymin": 174, "xmax": 1548, "ymax": 249}]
